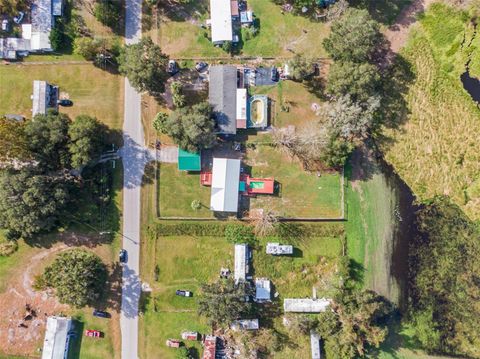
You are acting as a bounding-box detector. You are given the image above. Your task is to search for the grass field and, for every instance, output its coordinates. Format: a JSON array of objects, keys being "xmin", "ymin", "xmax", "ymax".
[
  {"xmin": 0, "ymin": 64, "xmax": 123, "ymax": 144},
  {"xmin": 158, "ymin": 0, "xmax": 329, "ymax": 58},
  {"xmin": 158, "ymin": 163, "xmax": 213, "ymax": 218},
  {"xmin": 380, "ymin": 3, "xmax": 480, "ymax": 220},
  {"xmin": 245, "ymin": 143, "xmax": 343, "ymax": 218}
]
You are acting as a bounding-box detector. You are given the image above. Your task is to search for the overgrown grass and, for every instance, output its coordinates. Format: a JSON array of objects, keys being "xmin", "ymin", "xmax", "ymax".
[
  {"xmin": 0, "ymin": 64, "xmax": 123, "ymax": 145},
  {"xmin": 245, "ymin": 143, "xmax": 343, "ymax": 218},
  {"xmin": 380, "ymin": 3, "xmax": 480, "ymax": 220}
]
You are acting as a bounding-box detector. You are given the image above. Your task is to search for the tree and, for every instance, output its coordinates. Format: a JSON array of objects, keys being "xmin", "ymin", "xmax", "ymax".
[
  {"xmin": 198, "ymin": 278, "xmax": 254, "ymax": 327},
  {"xmin": 175, "ymin": 347, "xmax": 190, "ymax": 359},
  {"xmin": 0, "ymin": 0, "xmax": 30, "ymax": 16},
  {"xmin": 42, "ymin": 249, "xmax": 108, "ymax": 307},
  {"xmin": 321, "ymin": 134, "xmax": 354, "ymax": 168},
  {"xmin": 250, "ymin": 208, "xmax": 278, "ymax": 236},
  {"xmin": 287, "ymin": 55, "xmax": 315, "ymax": 82},
  {"xmin": 94, "ymin": 0, "xmax": 121, "ymax": 29},
  {"xmin": 0, "ymin": 168, "xmax": 70, "ymax": 239},
  {"xmin": 49, "ymin": 25, "xmax": 64, "ymax": 51},
  {"xmin": 68, "ymin": 115, "xmax": 106, "ymax": 168},
  {"xmin": 171, "ymin": 81, "xmax": 186, "ymax": 108},
  {"xmin": 159, "ymin": 102, "xmax": 216, "ymax": 152},
  {"xmin": 225, "ymin": 224, "xmax": 256, "ymax": 245},
  {"xmin": 221, "ymin": 41, "xmax": 232, "ymax": 53},
  {"xmin": 118, "ymin": 37, "xmax": 169, "ymax": 95},
  {"xmin": 191, "ymin": 199, "xmax": 201, "ymax": 211},
  {"xmin": 323, "ymin": 8, "xmax": 381, "ymax": 63},
  {"xmin": 25, "ymin": 110, "xmax": 71, "ymax": 170},
  {"xmin": 73, "ymin": 37, "xmax": 101, "ymax": 60},
  {"xmin": 327, "ymin": 61, "xmax": 380, "ymax": 102},
  {"xmin": 153, "ymin": 112, "xmax": 168, "ymax": 132},
  {"xmin": 0, "ymin": 116, "xmax": 30, "ymax": 163},
  {"xmin": 323, "ymin": 94, "xmax": 380, "ymax": 139}
]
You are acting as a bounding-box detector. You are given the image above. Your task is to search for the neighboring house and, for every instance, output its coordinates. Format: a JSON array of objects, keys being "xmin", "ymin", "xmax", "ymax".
[
  {"xmin": 209, "ymin": 0, "xmax": 233, "ymax": 44},
  {"xmin": 255, "ymin": 278, "xmax": 272, "ymax": 302},
  {"xmin": 234, "ymin": 243, "xmax": 250, "ymax": 283},
  {"xmin": 41, "ymin": 316, "xmax": 73, "ymax": 359},
  {"xmin": 32, "ymin": 80, "xmax": 59, "ymax": 117},
  {"xmin": 202, "ymin": 335, "xmax": 217, "ymax": 359},
  {"xmin": 310, "ymin": 330, "xmax": 321, "ymax": 359},
  {"xmin": 231, "ymin": 319, "xmax": 259, "ymax": 331},
  {"xmin": 283, "ymin": 298, "xmax": 331, "ymax": 313},
  {"xmin": 266, "ymin": 243, "xmax": 293, "ymax": 255},
  {"xmin": 178, "ymin": 149, "xmax": 201, "ymax": 171},
  {"xmin": 210, "ymin": 157, "xmax": 241, "ymax": 212},
  {"xmin": 209, "ymin": 65, "xmax": 238, "ymax": 135}
]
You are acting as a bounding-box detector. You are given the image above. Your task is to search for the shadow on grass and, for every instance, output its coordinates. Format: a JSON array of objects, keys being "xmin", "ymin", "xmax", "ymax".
[
  {"xmin": 68, "ymin": 319, "xmax": 84, "ymax": 359},
  {"xmin": 350, "ymin": 0, "xmax": 413, "ymax": 25},
  {"xmin": 158, "ymin": 0, "xmax": 209, "ymax": 22}
]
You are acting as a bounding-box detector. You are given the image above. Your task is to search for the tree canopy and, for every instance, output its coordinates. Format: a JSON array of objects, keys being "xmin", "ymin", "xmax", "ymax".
[
  {"xmin": 25, "ymin": 110, "xmax": 71, "ymax": 170},
  {"xmin": 68, "ymin": 115, "xmax": 106, "ymax": 169},
  {"xmin": 43, "ymin": 249, "xmax": 108, "ymax": 308},
  {"xmin": 156, "ymin": 102, "xmax": 216, "ymax": 152},
  {"xmin": 198, "ymin": 278, "xmax": 254, "ymax": 327},
  {"xmin": 323, "ymin": 8, "xmax": 382, "ymax": 63},
  {"xmin": 118, "ymin": 37, "xmax": 169, "ymax": 95},
  {"xmin": 0, "ymin": 168, "xmax": 70, "ymax": 239},
  {"xmin": 287, "ymin": 55, "xmax": 315, "ymax": 81},
  {"xmin": 0, "ymin": 117, "xmax": 30, "ymax": 163}
]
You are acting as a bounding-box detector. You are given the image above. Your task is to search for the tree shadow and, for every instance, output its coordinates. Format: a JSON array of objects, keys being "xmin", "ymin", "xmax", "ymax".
[
  {"xmin": 350, "ymin": 0, "xmax": 414, "ymax": 26},
  {"xmin": 158, "ymin": 0, "xmax": 208, "ymax": 22},
  {"xmin": 68, "ymin": 319, "xmax": 84, "ymax": 359}
]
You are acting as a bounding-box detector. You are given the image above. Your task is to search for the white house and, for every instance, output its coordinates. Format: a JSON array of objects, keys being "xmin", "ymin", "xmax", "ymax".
[
  {"xmin": 209, "ymin": 0, "xmax": 233, "ymax": 44},
  {"xmin": 41, "ymin": 316, "xmax": 73, "ymax": 359},
  {"xmin": 210, "ymin": 158, "xmax": 241, "ymax": 212}
]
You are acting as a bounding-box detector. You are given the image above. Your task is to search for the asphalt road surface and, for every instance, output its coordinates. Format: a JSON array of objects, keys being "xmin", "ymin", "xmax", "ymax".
[{"xmin": 121, "ymin": 0, "xmax": 143, "ymax": 358}]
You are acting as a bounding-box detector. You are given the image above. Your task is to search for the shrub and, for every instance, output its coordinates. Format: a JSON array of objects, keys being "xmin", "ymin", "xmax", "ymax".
[
  {"xmin": 0, "ymin": 240, "xmax": 17, "ymax": 256},
  {"xmin": 94, "ymin": 0, "xmax": 121, "ymax": 29},
  {"xmin": 225, "ymin": 224, "xmax": 256, "ymax": 245}
]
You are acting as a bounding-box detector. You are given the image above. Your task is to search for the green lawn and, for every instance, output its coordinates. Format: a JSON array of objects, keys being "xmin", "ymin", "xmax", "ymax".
[
  {"xmin": 158, "ymin": 0, "xmax": 329, "ymax": 58},
  {"xmin": 0, "ymin": 64, "xmax": 123, "ymax": 144},
  {"xmin": 140, "ymin": 235, "xmax": 232, "ymax": 359},
  {"xmin": 245, "ymin": 144, "xmax": 343, "ymax": 218},
  {"xmin": 158, "ymin": 163, "xmax": 213, "ymax": 218}
]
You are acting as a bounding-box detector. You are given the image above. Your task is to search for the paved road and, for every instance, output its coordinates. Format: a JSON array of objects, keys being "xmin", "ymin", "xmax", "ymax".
[{"xmin": 121, "ymin": 0, "xmax": 143, "ymax": 358}]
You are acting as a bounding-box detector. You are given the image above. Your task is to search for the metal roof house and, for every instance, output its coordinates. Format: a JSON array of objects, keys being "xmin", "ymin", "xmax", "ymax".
[
  {"xmin": 30, "ymin": 0, "xmax": 54, "ymax": 52},
  {"xmin": 283, "ymin": 298, "xmax": 331, "ymax": 313},
  {"xmin": 178, "ymin": 149, "xmax": 201, "ymax": 171},
  {"xmin": 202, "ymin": 335, "xmax": 217, "ymax": 359},
  {"xmin": 231, "ymin": 319, "xmax": 259, "ymax": 331},
  {"xmin": 209, "ymin": 0, "xmax": 233, "ymax": 44},
  {"xmin": 310, "ymin": 330, "xmax": 321, "ymax": 359},
  {"xmin": 32, "ymin": 80, "xmax": 59, "ymax": 117},
  {"xmin": 255, "ymin": 278, "xmax": 272, "ymax": 302},
  {"xmin": 209, "ymin": 65, "xmax": 238, "ymax": 135},
  {"xmin": 266, "ymin": 243, "xmax": 293, "ymax": 255},
  {"xmin": 210, "ymin": 158, "xmax": 241, "ymax": 212},
  {"xmin": 234, "ymin": 243, "xmax": 250, "ymax": 283},
  {"xmin": 41, "ymin": 316, "xmax": 73, "ymax": 359}
]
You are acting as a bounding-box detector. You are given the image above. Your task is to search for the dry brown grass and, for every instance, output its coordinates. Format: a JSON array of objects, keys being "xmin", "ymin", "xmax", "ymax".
[{"xmin": 381, "ymin": 32, "xmax": 480, "ymax": 219}]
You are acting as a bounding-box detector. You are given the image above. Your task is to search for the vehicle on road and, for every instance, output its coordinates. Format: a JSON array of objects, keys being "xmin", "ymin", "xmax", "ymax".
[
  {"xmin": 119, "ymin": 249, "xmax": 127, "ymax": 263},
  {"xmin": 57, "ymin": 99, "xmax": 73, "ymax": 107},
  {"xmin": 175, "ymin": 289, "xmax": 192, "ymax": 297},
  {"xmin": 93, "ymin": 310, "xmax": 110, "ymax": 318},
  {"xmin": 166, "ymin": 339, "xmax": 182, "ymax": 348},
  {"xmin": 167, "ymin": 60, "xmax": 179, "ymax": 75},
  {"xmin": 85, "ymin": 330, "xmax": 102, "ymax": 338},
  {"xmin": 195, "ymin": 62, "xmax": 208, "ymax": 72}
]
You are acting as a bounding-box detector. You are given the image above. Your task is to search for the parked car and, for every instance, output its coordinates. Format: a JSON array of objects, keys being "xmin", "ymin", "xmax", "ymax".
[
  {"xmin": 166, "ymin": 339, "xmax": 181, "ymax": 348},
  {"xmin": 57, "ymin": 99, "xmax": 73, "ymax": 107},
  {"xmin": 93, "ymin": 310, "xmax": 110, "ymax": 318},
  {"xmin": 195, "ymin": 62, "xmax": 208, "ymax": 72},
  {"xmin": 167, "ymin": 60, "xmax": 179, "ymax": 75},
  {"xmin": 13, "ymin": 12, "xmax": 24, "ymax": 24},
  {"xmin": 270, "ymin": 67, "xmax": 279, "ymax": 82},
  {"xmin": 119, "ymin": 249, "xmax": 127, "ymax": 263},
  {"xmin": 176, "ymin": 290, "xmax": 192, "ymax": 297},
  {"xmin": 85, "ymin": 330, "xmax": 102, "ymax": 338}
]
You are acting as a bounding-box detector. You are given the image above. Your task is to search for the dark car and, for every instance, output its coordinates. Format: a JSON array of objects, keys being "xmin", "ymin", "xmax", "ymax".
[
  {"xmin": 167, "ymin": 60, "xmax": 179, "ymax": 75},
  {"xmin": 176, "ymin": 290, "xmax": 192, "ymax": 297},
  {"xmin": 93, "ymin": 310, "xmax": 111, "ymax": 318},
  {"xmin": 195, "ymin": 62, "xmax": 208, "ymax": 72},
  {"xmin": 270, "ymin": 67, "xmax": 279, "ymax": 82},
  {"xmin": 119, "ymin": 249, "xmax": 127, "ymax": 263},
  {"xmin": 57, "ymin": 99, "xmax": 73, "ymax": 107}
]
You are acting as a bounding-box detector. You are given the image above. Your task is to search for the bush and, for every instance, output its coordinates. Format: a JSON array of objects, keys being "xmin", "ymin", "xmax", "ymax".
[
  {"xmin": 225, "ymin": 224, "xmax": 256, "ymax": 245},
  {"xmin": 94, "ymin": 0, "xmax": 121, "ymax": 29},
  {"xmin": 49, "ymin": 25, "xmax": 64, "ymax": 51},
  {"xmin": 156, "ymin": 222, "xmax": 229, "ymax": 237},
  {"xmin": 0, "ymin": 239, "xmax": 17, "ymax": 256}
]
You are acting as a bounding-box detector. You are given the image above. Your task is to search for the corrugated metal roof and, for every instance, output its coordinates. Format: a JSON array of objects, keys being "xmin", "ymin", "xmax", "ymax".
[
  {"xmin": 310, "ymin": 331, "xmax": 321, "ymax": 359},
  {"xmin": 210, "ymin": 158, "xmax": 240, "ymax": 212},
  {"xmin": 41, "ymin": 316, "xmax": 73, "ymax": 359},
  {"xmin": 234, "ymin": 243, "xmax": 248, "ymax": 282},
  {"xmin": 209, "ymin": 65, "xmax": 237, "ymax": 135},
  {"xmin": 283, "ymin": 298, "xmax": 331, "ymax": 313},
  {"xmin": 209, "ymin": 0, "xmax": 233, "ymax": 43}
]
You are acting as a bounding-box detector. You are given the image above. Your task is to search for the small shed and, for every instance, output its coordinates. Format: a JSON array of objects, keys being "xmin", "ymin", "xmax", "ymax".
[
  {"xmin": 266, "ymin": 243, "xmax": 293, "ymax": 255},
  {"xmin": 255, "ymin": 278, "xmax": 272, "ymax": 302},
  {"xmin": 178, "ymin": 149, "xmax": 201, "ymax": 171},
  {"xmin": 231, "ymin": 319, "xmax": 259, "ymax": 331},
  {"xmin": 310, "ymin": 330, "xmax": 321, "ymax": 359}
]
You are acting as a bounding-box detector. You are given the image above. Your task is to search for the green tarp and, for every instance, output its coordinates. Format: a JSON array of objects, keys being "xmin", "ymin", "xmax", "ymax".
[{"xmin": 178, "ymin": 149, "xmax": 201, "ymax": 171}]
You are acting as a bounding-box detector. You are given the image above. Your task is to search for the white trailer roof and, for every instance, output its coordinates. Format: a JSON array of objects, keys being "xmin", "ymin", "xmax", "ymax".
[
  {"xmin": 231, "ymin": 319, "xmax": 259, "ymax": 331},
  {"xmin": 283, "ymin": 298, "xmax": 331, "ymax": 313},
  {"xmin": 310, "ymin": 331, "xmax": 321, "ymax": 359},
  {"xmin": 209, "ymin": 0, "xmax": 233, "ymax": 43},
  {"xmin": 42, "ymin": 316, "xmax": 73, "ymax": 359},
  {"xmin": 234, "ymin": 243, "xmax": 248, "ymax": 282},
  {"xmin": 32, "ymin": 80, "xmax": 48, "ymax": 117},
  {"xmin": 210, "ymin": 158, "xmax": 240, "ymax": 212},
  {"xmin": 236, "ymin": 88, "xmax": 247, "ymax": 120}
]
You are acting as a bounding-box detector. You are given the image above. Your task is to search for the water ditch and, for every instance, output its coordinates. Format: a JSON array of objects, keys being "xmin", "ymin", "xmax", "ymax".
[{"xmin": 460, "ymin": 19, "xmax": 480, "ymax": 105}]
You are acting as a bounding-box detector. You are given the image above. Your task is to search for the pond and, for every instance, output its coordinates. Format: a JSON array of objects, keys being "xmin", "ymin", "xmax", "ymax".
[{"xmin": 461, "ymin": 69, "xmax": 480, "ymax": 104}]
